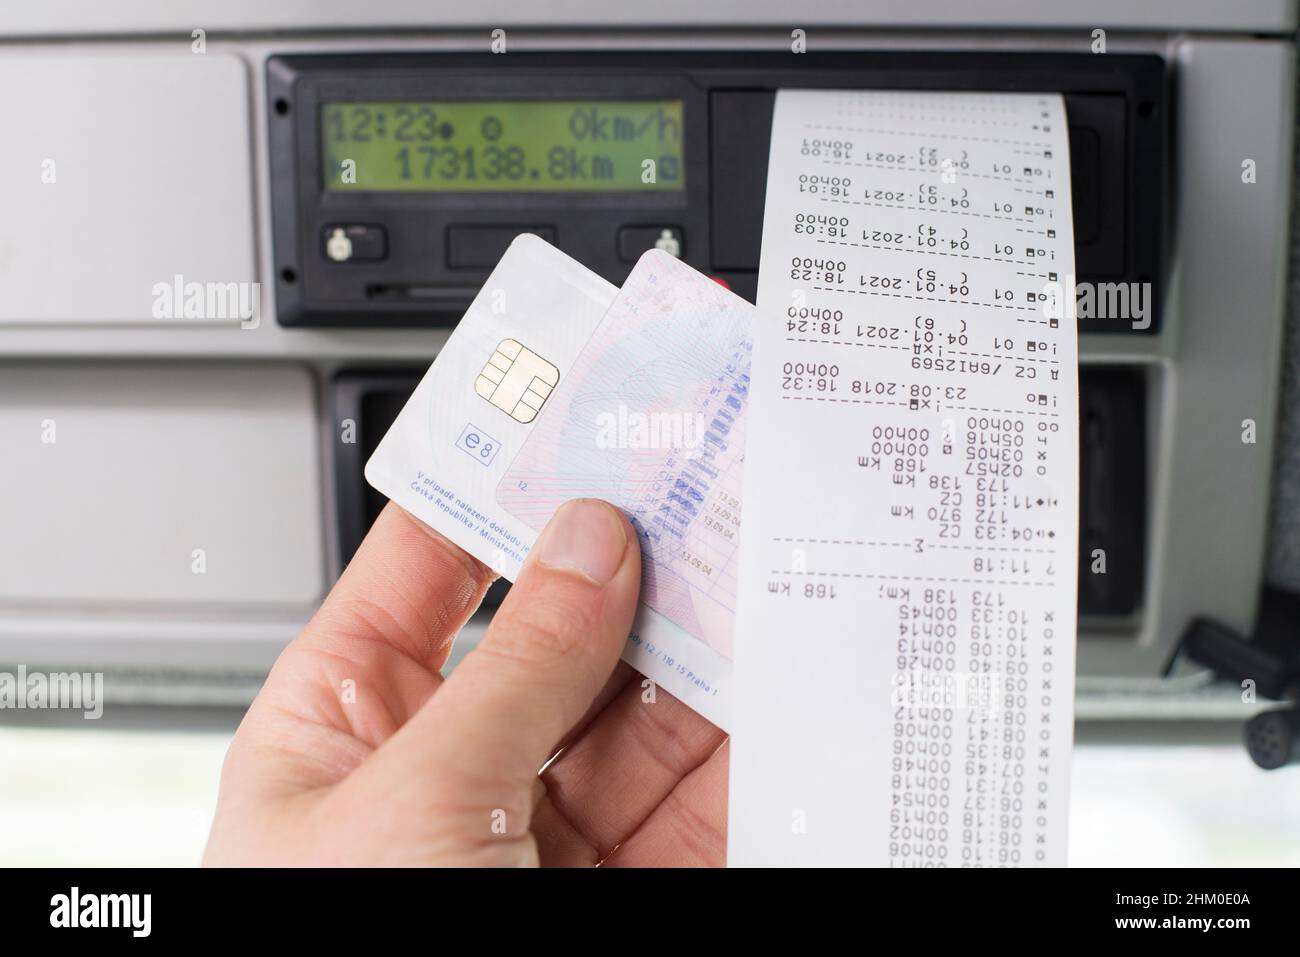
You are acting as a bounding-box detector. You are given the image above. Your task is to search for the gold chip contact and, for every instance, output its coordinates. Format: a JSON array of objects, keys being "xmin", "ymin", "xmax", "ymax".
[{"xmin": 474, "ymin": 338, "xmax": 560, "ymax": 423}]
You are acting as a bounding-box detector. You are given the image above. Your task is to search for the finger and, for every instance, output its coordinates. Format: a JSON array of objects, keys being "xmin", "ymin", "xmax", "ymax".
[
  {"xmin": 539, "ymin": 680, "xmax": 726, "ymax": 860},
  {"xmin": 550, "ymin": 661, "xmax": 637, "ymax": 759},
  {"xmin": 227, "ymin": 503, "xmax": 495, "ymax": 785},
  {"xmin": 531, "ymin": 792, "xmax": 601, "ymax": 867},
  {"xmin": 305, "ymin": 501, "xmax": 496, "ymax": 673},
  {"xmin": 530, "ymin": 663, "xmax": 641, "ymax": 867},
  {"xmin": 601, "ymin": 740, "xmax": 728, "ymax": 867},
  {"xmin": 360, "ymin": 498, "xmax": 641, "ymax": 826}
]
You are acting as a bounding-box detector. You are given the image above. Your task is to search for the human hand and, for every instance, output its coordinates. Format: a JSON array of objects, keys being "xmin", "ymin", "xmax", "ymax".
[{"xmin": 204, "ymin": 499, "xmax": 728, "ymax": 866}]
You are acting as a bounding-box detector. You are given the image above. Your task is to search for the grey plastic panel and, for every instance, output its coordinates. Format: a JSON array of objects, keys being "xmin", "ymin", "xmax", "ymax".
[
  {"xmin": 1074, "ymin": 38, "xmax": 1296, "ymax": 683},
  {"xmin": 0, "ymin": 0, "xmax": 1294, "ymax": 35},
  {"xmin": 1267, "ymin": 148, "xmax": 1300, "ymax": 594},
  {"xmin": 0, "ymin": 50, "xmax": 254, "ymax": 324},
  {"xmin": 0, "ymin": 363, "xmax": 325, "ymax": 606}
]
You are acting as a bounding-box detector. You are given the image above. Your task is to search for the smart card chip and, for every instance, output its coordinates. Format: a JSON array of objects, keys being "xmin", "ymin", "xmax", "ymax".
[{"xmin": 474, "ymin": 339, "xmax": 559, "ymax": 423}]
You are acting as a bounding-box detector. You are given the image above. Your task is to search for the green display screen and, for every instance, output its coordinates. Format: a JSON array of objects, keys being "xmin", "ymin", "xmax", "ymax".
[{"xmin": 321, "ymin": 100, "xmax": 684, "ymax": 192}]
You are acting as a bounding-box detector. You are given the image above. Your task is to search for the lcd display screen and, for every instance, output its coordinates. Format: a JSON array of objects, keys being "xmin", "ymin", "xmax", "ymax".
[{"xmin": 321, "ymin": 100, "xmax": 684, "ymax": 192}]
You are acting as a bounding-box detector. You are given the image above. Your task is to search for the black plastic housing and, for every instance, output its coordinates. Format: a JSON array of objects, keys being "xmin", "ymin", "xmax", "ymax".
[
  {"xmin": 335, "ymin": 365, "xmax": 1147, "ymax": 619},
  {"xmin": 269, "ymin": 51, "xmax": 1167, "ymax": 333}
]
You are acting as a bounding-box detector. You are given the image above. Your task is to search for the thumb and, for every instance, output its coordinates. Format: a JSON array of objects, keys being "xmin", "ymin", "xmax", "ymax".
[{"xmin": 356, "ymin": 498, "xmax": 641, "ymax": 824}]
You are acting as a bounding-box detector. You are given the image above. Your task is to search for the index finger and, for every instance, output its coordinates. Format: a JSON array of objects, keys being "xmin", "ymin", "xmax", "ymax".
[
  {"xmin": 246, "ymin": 501, "xmax": 496, "ymax": 757},
  {"xmin": 304, "ymin": 501, "xmax": 496, "ymax": 673}
]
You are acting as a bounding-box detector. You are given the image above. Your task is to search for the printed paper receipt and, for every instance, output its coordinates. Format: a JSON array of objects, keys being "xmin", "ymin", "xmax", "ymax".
[{"xmin": 729, "ymin": 91, "xmax": 1080, "ymax": 866}]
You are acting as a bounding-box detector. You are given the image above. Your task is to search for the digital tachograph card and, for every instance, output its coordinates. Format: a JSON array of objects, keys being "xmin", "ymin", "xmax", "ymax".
[{"xmin": 366, "ymin": 235, "xmax": 751, "ymax": 728}]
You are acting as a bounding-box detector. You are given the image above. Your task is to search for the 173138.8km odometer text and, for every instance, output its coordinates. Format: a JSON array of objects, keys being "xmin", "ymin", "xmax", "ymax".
[{"xmin": 321, "ymin": 100, "xmax": 684, "ymax": 192}]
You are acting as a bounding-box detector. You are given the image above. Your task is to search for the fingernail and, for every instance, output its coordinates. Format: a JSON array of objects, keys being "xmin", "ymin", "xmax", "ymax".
[{"xmin": 537, "ymin": 499, "xmax": 628, "ymax": 585}]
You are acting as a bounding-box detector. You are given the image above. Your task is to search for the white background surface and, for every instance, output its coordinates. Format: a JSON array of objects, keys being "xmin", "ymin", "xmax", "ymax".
[{"xmin": 0, "ymin": 726, "xmax": 1296, "ymax": 867}]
